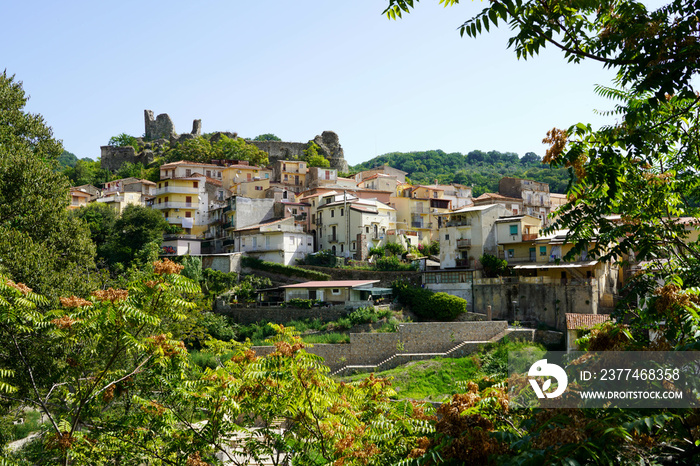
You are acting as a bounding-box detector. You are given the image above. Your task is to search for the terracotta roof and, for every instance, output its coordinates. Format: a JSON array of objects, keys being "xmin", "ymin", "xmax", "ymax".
[
  {"xmin": 160, "ymin": 161, "xmax": 222, "ymax": 169},
  {"xmin": 566, "ymin": 313, "xmax": 611, "ymax": 330},
  {"xmin": 474, "ymin": 193, "xmax": 522, "ymax": 202},
  {"xmin": 234, "ymin": 217, "xmax": 290, "ymax": 232},
  {"xmin": 226, "ymin": 164, "xmax": 265, "ymax": 170},
  {"xmin": 280, "ymin": 280, "xmax": 380, "ymax": 289}
]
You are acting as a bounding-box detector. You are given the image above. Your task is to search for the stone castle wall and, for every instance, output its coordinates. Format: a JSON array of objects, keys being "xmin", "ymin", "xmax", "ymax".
[{"xmin": 102, "ymin": 110, "xmax": 348, "ymax": 173}]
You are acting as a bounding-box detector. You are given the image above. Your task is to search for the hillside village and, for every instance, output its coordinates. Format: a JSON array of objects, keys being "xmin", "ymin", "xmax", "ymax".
[{"xmin": 67, "ymin": 111, "xmax": 699, "ymax": 343}]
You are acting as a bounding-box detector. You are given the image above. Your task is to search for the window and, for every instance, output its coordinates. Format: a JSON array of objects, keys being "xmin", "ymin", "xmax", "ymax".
[
  {"xmin": 255, "ymin": 185, "xmax": 263, "ymax": 191},
  {"xmin": 292, "ymin": 208, "xmax": 297, "ymax": 215},
  {"xmin": 331, "ymin": 288, "xmax": 341, "ymax": 295},
  {"xmin": 340, "ymin": 208, "xmax": 344, "ymax": 216},
  {"xmin": 507, "ymin": 249, "xmax": 514, "ymax": 258},
  {"xmin": 186, "ymin": 169, "xmax": 191, "ymax": 176},
  {"xmin": 331, "ymin": 210, "xmax": 335, "ymax": 218},
  {"xmin": 185, "ymin": 211, "xmax": 191, "ymax": 218},
  {"xmin": 193, "ymin": 181, "xmax": 198, "ymax": 188},
  {"xmin": 365, "ymin": 227, "xmax": 369, "ymax": 233},
  {"xmin": 509, "ymin": 225, "xmax": 518, "ymax": 235},
  {"xmin": 351, "ymin": 241, "xmax": 356, "ymax": 250},
  {"xmin": 540, "ymin": 246, "xmax": 547, "ymax": 256},
  {"xmin": 206, "ymin": 170, "xmax": 211, "ymax": 177},
  {"xmin": 340, "ymin": 244, "xmax": 344, "ymax": 253},
  {"xmin": 164, "ymin": 197, "xmax": 168, "ymax": 203},
  {"xmin": 445, "ymin": 234, "xmax": 450, "ymax": 240},
  {"xmin": 165, "ymin": 181, "xmax": 168, "ymax": 187}
]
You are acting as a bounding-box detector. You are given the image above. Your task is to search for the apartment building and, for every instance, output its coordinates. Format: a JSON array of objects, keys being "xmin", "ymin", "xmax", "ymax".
[
  {"xmin": 499, "ymin": 177, "xmax": 552, "ymax": 224},
  {"xmin": 154, "ymin": 175, "xmax": 227, "ymax": 236},
  {"xmin": 439, "ymin": 204, "xmax": 508, "ymax": 268},
  {"xmin": 159, "ymin": 161, "xmax": 224, "ymax": 181},
  {"xmin": 227, "ymin": 217, "xmax": 313, "ymax": 266},
  {"xmin": 222, "ymin": 162, "xmax": 270, "ymax": 192},
  {"xmin": 315, "ymin": 193, "xmax": 396, "ymax": 259},
  {"xmin": 97, "ymin": 177, "xmax": 156, "ymax": 213},
  {"xmin": 472, "ymin": 192, "xmax": 524, "ymax": 216},
  {"xmin": 271, "ymin": 160, "xmax": 307, "ymax": 193},
  {"xmin": 494, "ymin": 215, "xmax": 542, "ymax": 263}
]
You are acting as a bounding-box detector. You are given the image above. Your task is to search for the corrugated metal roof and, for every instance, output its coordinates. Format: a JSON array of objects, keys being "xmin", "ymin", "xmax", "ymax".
[
  {"xmin": 280, "ymin": 280, "xmax": 379, "ymax": 289},
  {"xmin": 566, "ymin": 313, "xmax": 610, "ymax": 330}
]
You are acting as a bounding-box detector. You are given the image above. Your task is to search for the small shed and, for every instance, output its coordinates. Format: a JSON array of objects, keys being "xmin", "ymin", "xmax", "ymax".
[
  {"xmin": 566, "ymin": 313, "xmax": 611, "ymax": 352},
  {"xmin": 280, "ymin": 280, "xmax": 380, "ymax": 304}
]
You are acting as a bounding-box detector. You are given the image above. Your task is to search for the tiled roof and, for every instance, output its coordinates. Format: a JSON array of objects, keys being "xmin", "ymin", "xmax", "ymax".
[
  {"xmin": 566, "ymin": 313, "xmax": 611, "ymax": 330},
  {"xmin": 160, "ymin": 161, "xmax": 222, "ymax": 169},
  {"xmin": 280, "ymin": 280, "xmax": 380, "ymax": 289},
  {"xmin": 474, "ymin": 192, "xmax": 522, "ymax": 202}
]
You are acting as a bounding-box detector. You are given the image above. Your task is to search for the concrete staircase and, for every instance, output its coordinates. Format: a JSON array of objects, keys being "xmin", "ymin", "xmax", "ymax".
[{"xmin": 331, "ymin": 330, "xmax": 508, "ymax": 377}]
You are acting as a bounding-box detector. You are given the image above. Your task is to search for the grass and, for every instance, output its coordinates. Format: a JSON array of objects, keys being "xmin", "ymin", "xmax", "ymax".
[{"xmin": 340, "ymin": 337, "xmax": 546, "ymax": 402}]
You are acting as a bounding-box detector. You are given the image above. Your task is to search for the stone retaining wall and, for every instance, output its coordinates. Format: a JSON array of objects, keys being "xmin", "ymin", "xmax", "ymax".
[{"xmin": 251, "ymin": 321, "xmax": 508, "ymax": 371}]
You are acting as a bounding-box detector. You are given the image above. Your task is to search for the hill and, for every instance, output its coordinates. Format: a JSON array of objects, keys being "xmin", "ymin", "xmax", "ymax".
[{"xmin": 351, "ymin": 149, "xmax": 570, "ymax": 196}]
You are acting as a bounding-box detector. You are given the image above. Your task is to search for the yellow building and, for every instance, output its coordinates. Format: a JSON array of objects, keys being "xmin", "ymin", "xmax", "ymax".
[
  {"xmin": 68, "ymin": 187, "xmax": 91, "ymax": 210},
  {"xmin": 222, "ymin": 162, "xmax": 270, "ymax": 192},
  {"xmin": 390, "ymin": 185, "xmax": 448, "ymax": 245},
  {"xmin": 154, "ymin": 176, "xmax": 227, "ymax": 236},
  {"xmin": 271, "ymin": 160, "xmax": 307, "ymax": 193},
  {"xmin": 235, "ymin": 178, "xmax": 270, "ymax": 198},
  {"xmin": 495, "ymin": 215, "xmax": 542, "ymax": 264}
]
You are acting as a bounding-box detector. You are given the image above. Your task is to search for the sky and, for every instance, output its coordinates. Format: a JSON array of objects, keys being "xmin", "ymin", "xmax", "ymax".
[{"xmin": 3, "ymin": 1, "xmax": 624, "ymax": 167}]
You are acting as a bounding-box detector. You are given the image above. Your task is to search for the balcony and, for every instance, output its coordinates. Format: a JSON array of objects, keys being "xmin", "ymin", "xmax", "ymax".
[
  {"xmin": 455, "ymin": 259, "xmax": 471, "ymax": 268},
  {"xmin": 411, "ymin": 222, "xmax": 423, "ymax": 229},
  {"xmin": 522, "ymin": 233, "xmax": 538, "ymax": 241},
  {"xmin": 328, "ymin": 235, "xmax": 338, "ymax": 243},
  {"xmin": 156, "ymin": 186, "xmax": 198, "ymax": 195},
  {"xmin": 153, "ymin": 201, "xmax": 195, "ymax": 210},
  {"xmin": 164, "ymin": 217, "xmax": 183, "ymax": 225},
  {"xmin": 163, "ymin": 233, "xmax": 197, "ymax": 241},
  {"xmin": 456, "ymin": 238, "xmax": 471, "ymax": 248},
  {"xmin": 223, "ymin": 238, "xmax": 236, "ymax": 247},
  {"xmin": 97, "ymin": 195, "xmax": 124, "ymax": 203},
  {"xmin": 446, "ymin": 219, "xmax": 472, "ymax": 227}
]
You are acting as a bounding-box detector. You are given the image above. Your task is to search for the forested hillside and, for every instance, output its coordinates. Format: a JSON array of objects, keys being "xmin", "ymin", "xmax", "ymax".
[{"xmin": 351, "ymin": 149, "xmax": 570, "ymax": 196}]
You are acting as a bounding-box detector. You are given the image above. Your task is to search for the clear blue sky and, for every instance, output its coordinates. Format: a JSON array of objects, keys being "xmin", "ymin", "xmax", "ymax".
[{"xmin": 3, "ymin": 1, "xmax": 622, "ymax": 167}]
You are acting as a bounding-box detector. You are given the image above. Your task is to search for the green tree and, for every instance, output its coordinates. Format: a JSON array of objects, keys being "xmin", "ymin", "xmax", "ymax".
[
  {"xmin": 252, "ymin": 133, "xmax": 282, "ymax": 141},
  {"xmin": 108, "ymin": 133, "xmax": 139, "ymax": 149},
  {"xmin": 57, "ymin": 150, "xmax": 78, "ymax": 169},
  {"xmin": 69, "ymin": 202, "xmax": 117, "ymax": 257},
  {"xmin": 304, "ymin": 140, "xmax": 331, "ymax": 168},
  {"xmin": 102, "ymin": 205, "xmax": 169, "ymax": 269},
  {"xmin": 0, "ymin": 72, "xmax": 96, "ymax": 299},
  {"xmin": 383, "ymin": 0, "xmax": 700, "ymax": 462}
]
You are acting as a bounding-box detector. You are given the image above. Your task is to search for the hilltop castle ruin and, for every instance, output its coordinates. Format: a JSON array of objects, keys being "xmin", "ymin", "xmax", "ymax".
[{"xmin": 100, "ymin": 110, "xmax": 348, "ymax": 173}]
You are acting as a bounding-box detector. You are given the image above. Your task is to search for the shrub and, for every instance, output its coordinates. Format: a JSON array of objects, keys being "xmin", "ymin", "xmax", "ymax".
[
  {"xmin": 374, "ymin": 255, "xmax": 417, "ymax": 271},
  {"xmin": 286, "ymin": 298, "xmax": 318, "ymax": 309},
  {"xmin": 347, "ymin": 306, "xmax": 379, "ymax": 325},
  {"xmin": 301, "ymin": 249, "xmax": 342, "ymax": 267},
  {"xmin": 242, "ymin": 255, "xmax": 331, "ymax": 280},
  {"xmin": 384, "ymin": 242, "xmax": 406, "ymax": 256},
  {"xmin": 392, "ymin": 280, "xmax": 466, "ymax": 321},
  {"xmin": 479, "ymin": 254, "xmax": 510, "ymax": 277}
]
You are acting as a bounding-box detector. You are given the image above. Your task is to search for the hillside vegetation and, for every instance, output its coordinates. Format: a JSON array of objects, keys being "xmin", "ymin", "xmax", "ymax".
[{"xmin": 352, "ymin": 149, "xmax": 570, "ymax": 196}]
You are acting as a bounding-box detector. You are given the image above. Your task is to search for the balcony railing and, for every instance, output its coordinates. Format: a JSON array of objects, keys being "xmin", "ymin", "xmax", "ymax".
[
  {"xmin": 153, "ymin": 202, "xmax": 195, "ymax": 210},
  {"xmin": 446, "ymin": 219, "xmax": 472, "ymax": 227},
  {"xmin": 223, "ymin": 238, "xmax": 236, "ymax": 247},
  {"xmin": 97, "ymin": 195, "xmax": 124, "ymax": 203},
  {"xmin": 411, "ymin": 222, "xmax": 423, "ymax": 228},
  {"xmin": 522, "ymin": 233, "xmax": 538, "ymax": 241},
  {"xmin": 156, "ymin": 186, "xmax": 198, "ymax": 195},
  {"xmin": 456, "ymin": 238, "xmax": 471, "ymax": 248},
  {"xmin": 328, "ymin": 235, "xmax": 338, "ymax": 243},
  {"xmin": 455, "ymin": 259, "xmax": 471, "ymax": 268},
  {"xmin": 163, "ymin": 233, "xmax": 197, "ymax": 241},
  {"xmin": 164, "ymin": 217, "xmax": 183, "ymax": 225}
]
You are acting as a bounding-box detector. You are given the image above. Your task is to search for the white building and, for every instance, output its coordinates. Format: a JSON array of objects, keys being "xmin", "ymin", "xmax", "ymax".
[{"xmin": 228, "ymin": 217, "xmax": 313, "ymax": 266}]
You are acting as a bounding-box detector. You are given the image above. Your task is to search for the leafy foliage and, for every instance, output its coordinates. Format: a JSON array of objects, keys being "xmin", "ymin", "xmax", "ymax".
[
  {"xmin": 392, "ymin": 281, "xmax": 466, "ymax": 320},
  {"xmin": 242, "ymin": 255, "xmax": 331, "ymax": 280},
  {"xmin": 252, "ymin": 133, "xmax": 281, "ymax": 141},
  {"xmin": 108, "ymin": 133, "xmax": 139, "ymax": 149},
  {"xmin": 352, "ymin": 149, "xmax": 568, "ymax": 196},
  {"xmin": 0, "ymin": 72, "xmax": 96, "ymax": 299},
  {"xmin": 164, "ymin": 134, "xmax": 269, "ymax": 167},
  {"xmin": 479, "ymin": 254, "xmax": 511, "ymax": 278}
]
